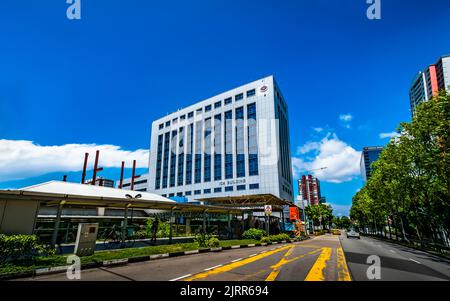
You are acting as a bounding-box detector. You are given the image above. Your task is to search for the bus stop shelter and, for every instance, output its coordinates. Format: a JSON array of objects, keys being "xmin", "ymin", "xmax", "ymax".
[{"xmin": 0, "ymin": 181, "xmax": 245, "ymax": 246}]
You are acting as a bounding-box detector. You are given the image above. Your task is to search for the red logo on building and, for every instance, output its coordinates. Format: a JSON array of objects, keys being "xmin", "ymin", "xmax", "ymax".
[{"xmin": 260, "ymin": 85, "xmax": 268, "ymax": 93}]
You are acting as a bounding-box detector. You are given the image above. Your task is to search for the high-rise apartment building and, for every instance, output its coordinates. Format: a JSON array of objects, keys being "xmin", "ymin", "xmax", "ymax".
[
  {"xmin": 360, "ymin": 146, "xmax": 384, "ymax": 182},
  {"xmin": 409, "ymin": 55, "xmax": 450, "ymax": 115},
  {"xmin": 298, "ymin": 175, "xmax": 321, "ymax": 206},
  {"xmin": 147, "ymin": 76, "xmax": 294, "ymax": 204}
]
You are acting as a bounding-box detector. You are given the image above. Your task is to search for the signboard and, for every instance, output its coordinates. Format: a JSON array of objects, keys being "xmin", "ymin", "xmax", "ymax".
[
  {"xmin": 74, "ymin": 223, "xmax": 99, "ymax": 257},
  {"xmin": 289, "ymin": 206, "xmax": 300, "ymax": 221},
  {"xmin": 264, "ymin": 205, "xmax": 272, "ymax": 216}
]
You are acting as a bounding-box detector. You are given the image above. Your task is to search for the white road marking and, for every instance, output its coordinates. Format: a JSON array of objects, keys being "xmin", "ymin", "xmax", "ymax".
[
  {"xmin": 169, "ymin": 274, "xmax": 192, "ymax": 281},
  {"xmin": 231, "ymin": 258, "xmax": 243, "ymax": 263},
  {"xmin": 409, "ymin": 258, "xmax": 421, "ymax": 264},
  {"xmin": 248, "ymin": 253, "xmax": 258, "ymax": 257},
  {"xmin": 390, "ymin": 250, "xmax": 396, "ymax": 253},
  {"xmin": 204, "ymin": 264, "xmax": 223, "ymax": 271}
]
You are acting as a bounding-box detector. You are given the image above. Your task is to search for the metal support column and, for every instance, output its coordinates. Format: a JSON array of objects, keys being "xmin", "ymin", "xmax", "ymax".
[
  {"xmin": 281, "ymin": 207, "xmax": 285, "ymax": 233},
  {"xmin": 51, "ymin": 201, "xmax": 65, "ymax": 249},
  {"xmin": 169, "ymin": 207, "xmax": 174, "ymax": 244},
  {"xmin": 203, "ymin": 210, "xmax": 207, "ymax": 233},
  {"xmin": 122, "ymin": 206, "xmax": 129, "ymax": 244}
]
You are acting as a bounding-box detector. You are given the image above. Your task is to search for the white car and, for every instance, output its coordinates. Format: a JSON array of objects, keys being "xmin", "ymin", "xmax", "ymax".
[{"xmin": 347, "ymin": 230, "xmax": 361, "ymax": 239}]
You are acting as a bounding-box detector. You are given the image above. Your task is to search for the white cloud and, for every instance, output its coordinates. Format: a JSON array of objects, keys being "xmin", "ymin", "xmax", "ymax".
[
  {"xmin": 292, "ymin": 133, "xmax": 361, "ymax": 183},
  {"xmin": 339, "ymin": 114, "xmax": 353, "ymax": 122},
  {"xmin": 379, "ymin": 132, "xmax": 400, "ymax": 139},
  {"xmin": 0, "ymin": 139, "xmax": 149, "ymax": 182},
  {"xmin": 313, "ymin": 127, "xmax": 323, "ymax": 133}
]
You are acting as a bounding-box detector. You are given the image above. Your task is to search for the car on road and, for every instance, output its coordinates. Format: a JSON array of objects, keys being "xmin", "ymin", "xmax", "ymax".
[{"xmin": 346, "ymin": 229, "xmax": 360, "ymax": 239}]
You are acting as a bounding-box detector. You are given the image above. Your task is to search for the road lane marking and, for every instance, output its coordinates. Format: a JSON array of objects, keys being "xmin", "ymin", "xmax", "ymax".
[
  {"xmin": 265, "ymin": 245, "xmax": 295, "ymax": 281},
  {"xmin": 249, "ymin": 254, "xmax": 258, "ymax": 257},
  {"xmin": 204, "ymin": 264, "xmax": 223, "ymax": 271},
  {"xmin": 170, "ymin": 274, "xmax": 192, "ymax": 281},
  {"xmin": 336, "ymin": 248, "xmax": 352, "ymax": 281},
  {"xmin": 409, "ymin": 258, "xmax": 421, "ymax": 264},
  {"xmin": 231, "ymin": 258, "xmax": 243, "ymax": 263},
  {"xmin": 390, "ymin": 250, "xmax": 396, "ymax": 253},
  {"xmin": 304, "ymin": 247, "xmax": 333, "ymax": 281},
  {"xmin": 183, "ymin": 245, "xmax": 292, "ymax": 281}
]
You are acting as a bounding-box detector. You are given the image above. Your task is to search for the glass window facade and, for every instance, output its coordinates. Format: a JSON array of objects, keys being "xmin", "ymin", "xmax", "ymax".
[
  {"xmin": 224, "ymin": 97, "xmax": 232, "ymax": 105},
  {"xmin": 235, "ymin": 107, "xmax": 245, "ymax": 178},
  {"xmin": 204, "ymin": 118, "xmax": 212, "ymax": 182},
  {"xmin": 214, "ymin": 114, "xmax": 222, "ymax": 181},
  {"xmin": 155, "ymin": 134, "xmax": 163, "ymax": 189},
  {"xmin": 247, "ymin": 103, "xmax": 258, "ymax": 176},
  {"xmin": 224, "ymin": 110, "xmax": 233, "ymax": 179},
  {"xmin": 162, "ymin": 132, "xmax": 170, "ymax": 188},
  {"xmin": 177, "ymin": 127, "xmax": 184, "ymax": 186},
  {"xmin": 194, "ymin": 120, "xmax": 202, "ymax": 183},
  {"xmin": 169, "ymin": 130, "xmax": 177, "ymax": 187},
  {"xmin": 185, "ymin": 124, "xmax": 193, "ymax": 185}
]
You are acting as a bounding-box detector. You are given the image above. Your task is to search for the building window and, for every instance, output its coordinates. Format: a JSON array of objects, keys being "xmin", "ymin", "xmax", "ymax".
[
  {"xmin": 237, "ymin": 185, "xmax": 246, "ymax": 191},
  {"xmin": 224, "ymin": 97, "xmax": 232, "ymax": 105},
  {"xmin": 247, "ymin": 103, "xmax": 259, "ymax": 176},
  {"xmin": 180, "ymin": 115, "xmax": 186, "ymax": 120},
  {"xmin": 177, "ymin": 127, "xmax": 184, "ymax": 186},
  {"xmin": 188, "ymin": 112, "xmax": 194, "ymax": 118},
  {"xmin": 204, "ymin": 189, "xmax": 211, "ymax": 194},
  {"xmin": 194, "ymin": 120, "xmax": 203, "ymax": 184},
  {"xmin": 214, "ymin": 187, "xmax": 222, "ymax": 193},
  {"xmin": 169, "ymin": 130, "xmax": 177, "ymax": 187},
  {"xmin": 194, "ymin": 190, "xmax": 201, "ymax": 195},
  {"xmin": 165, "ymin": 121, "xmax": 171, "ymax": 127},
  {"xmin": 249, "ymin": 183, "xmax": 259, "ymax": 189},
  {"xmin": 159, "ymin": 123, "xmax": 164, "ymax": 130},
  {"xmin": 236, "ymin": 107, "xmax": 245, "ymax": 178},
  {"xmin": 196, "ymin": 108, "xmax": 203, "ymax": 114},
  {"xmin": 185, "ymin": 124, "xmax": 194, "ymax": 185},
  {"xmin": 185, "ymin": 191, "xmax": 192, "ymax": 196},
  {"xmin": 235, "ymin": 93, "xmax": 243, "ymax": 101},
  {"xmin": 246, "ymin": 89, "xmax": 256, "ymax": 98},
  {"xmin": 225, "ymin": 186, "xmax": 233, "ymax": 192},
  {"xmin": 162, "ymin": 132, "xmax": 170, "ymax": 188},
  {"xmin": 214, "ymin": 114, "xmax": 222, "ymax": 181},
  {"xmin": 204, "ymin": 118, "xmax": 212, "ymax": 182},
  {"xmin": 205, "ymin": 105, "xmax": 212, "ymax": 112},
  {"xmin": 172, "ymin": 118, "xmax": 178, "ymax": 124},
  {"xmin": 225, "ymin": 110, "xmax": 233, "ymax": 179},
  {"xmin": 169, "ymin": 193, "xmax": 174, "ymax": 197},
  {"xmin": 214, "ymin": 101, "xmax": 221, "ymax": 108},
  {"xmin": 155, "ymin": 134, "xmax": 163, "ymax": 189},
  {"xmin": 177, "ymin": 192, "xmax": 183, "ymax": 196}
]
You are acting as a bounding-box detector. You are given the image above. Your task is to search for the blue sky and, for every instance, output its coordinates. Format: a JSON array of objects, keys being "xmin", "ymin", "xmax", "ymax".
[{"xmin": 1, "ymin": 0, "xmax": 450, "ymax": 216}]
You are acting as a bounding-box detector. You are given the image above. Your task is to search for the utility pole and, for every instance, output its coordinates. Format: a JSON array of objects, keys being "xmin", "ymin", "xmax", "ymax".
[
  {"xmin": 130, "ymin": 160, "xmax": 141, "ymax": 191},
  {"xmin": 91, "ymin": 150, "xmax": 103, "ymax": 185}
]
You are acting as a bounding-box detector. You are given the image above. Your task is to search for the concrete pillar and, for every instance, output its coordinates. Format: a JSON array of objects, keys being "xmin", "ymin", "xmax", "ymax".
[
  {"xmin": 51, "ymin": 201, "xmax": 64, "ymax": 248},
  {"xmin": 203, "ymin": 210, "xmax": 207, "ymax": 233},
  {"xmin": 186, "ymin": 217, "xmax": 191, "ymax": 235},
  {"xmin": 281, "ymin": 207, "xmax": 285, "ymax": 233},
  {"xmin": 227, "ymin": 212, "xmax": 232, "ymax": 239}
]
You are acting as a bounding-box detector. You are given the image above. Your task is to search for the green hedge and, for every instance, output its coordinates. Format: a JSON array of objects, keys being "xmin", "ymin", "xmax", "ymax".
[
  {"xmin": 242, "ymin": 228, "xmax": 267, "ymax": 240},
  {"xmin": 259, "ymin": 233, "xmax": 291, "ymax": 243},
  {"xmin": 0, "ymin": 234, "xmax": 54, "ymax": 264}
]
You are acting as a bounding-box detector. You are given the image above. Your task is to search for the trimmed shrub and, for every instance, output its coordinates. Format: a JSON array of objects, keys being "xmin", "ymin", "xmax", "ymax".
[
  {"xmin": 260, "ymin": 237, "xmax": 271, "ymax": 244},
  {"xmin": 0, "ymin": 234, "xmax": 53, "ymax": 264},
  {"xmin": 194, "ymin": 233, "xmax": 212, "ymax": 248},
  {"xmin": 269, "ymin": 234, "xmax": 290, "ymax": 242},
  {"xmin": 242, "ymin": 228, "xmax": 267, "ymax": 240},
  {"xmin": 207, "ymin": 237, "xmax": 220, "ymax": 248}
]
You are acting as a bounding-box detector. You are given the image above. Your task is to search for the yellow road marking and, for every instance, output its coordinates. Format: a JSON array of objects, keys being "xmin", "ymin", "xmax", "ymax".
[
  {"xmin": 265, "ymin": 245, "xmax": 295, "ymax": 281},
  {"xmin": 336, "ymin": 248, "xmax": 352, "ymax": 281},
  {"xmin": 265, "ymin": 247, "xmax": 323, "ymax": 281},
  {"xmin": 183, "ymin": 245, "xmax": 292, "ymax": 281},
  {"xmin": 304, "ymin": 247, "xmax": 332, "ymax": 281}
]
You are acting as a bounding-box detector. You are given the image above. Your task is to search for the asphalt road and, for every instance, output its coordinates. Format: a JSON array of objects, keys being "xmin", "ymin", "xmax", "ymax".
[
  {"xmin": 19, "ymin": 233, "xmax": 450, "ymax": 281},
  {"xmin": 340, "ymin": 234, "xmax": 450, "ymax": 281}
]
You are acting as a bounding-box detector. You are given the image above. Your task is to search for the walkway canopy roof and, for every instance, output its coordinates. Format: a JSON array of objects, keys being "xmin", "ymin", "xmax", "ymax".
[
  {"xmin": 199, "ymin": 194, "xmax": 295, "ymax": 209},
  {"xmin": 0, "ymin": 181, "xmax": 244, "ymax": 214}
]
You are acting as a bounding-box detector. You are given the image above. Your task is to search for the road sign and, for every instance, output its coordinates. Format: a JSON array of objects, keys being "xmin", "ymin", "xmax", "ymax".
[{"xmin": 264, "ymin": 205, "xmax": 272, "ymax": 216}]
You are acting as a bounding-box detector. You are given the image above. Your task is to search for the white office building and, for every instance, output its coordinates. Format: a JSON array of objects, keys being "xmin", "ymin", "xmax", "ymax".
[
  {"xmin": 119, "ymin": 173, "xmax": 149, "ymax": 192},
  {"xmin": 147, "ymin": 75, "xmax": 294, "ymax": 205}
]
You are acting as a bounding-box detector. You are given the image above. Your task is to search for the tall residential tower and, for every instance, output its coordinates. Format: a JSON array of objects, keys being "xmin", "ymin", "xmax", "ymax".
[{"xmin": 409, "ymin": 55, "xmax": 450, "ymax": 115}]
